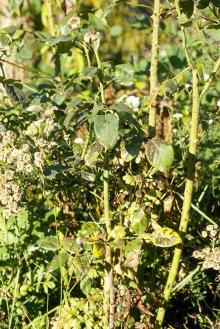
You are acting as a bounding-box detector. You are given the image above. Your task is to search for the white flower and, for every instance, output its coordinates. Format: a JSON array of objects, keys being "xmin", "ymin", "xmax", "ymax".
[
  {"xmin": 34, "ymin": 152, "xmax": 44, "ymax": 168},
  {"xmin": 217, "ymin": 99, "xmax": 220, "ymax": 107},
  {"xmin": 2, "ymin": 209, "xmax": 12, "ymax": 219},
  {"xmin": 74, "ymin": 137, "xmax": 84, "ymax": 144},
  {"xmin": 5, "ymin": 170, "xmax": 15, "ymax": 180},
  {"xmin": 22, "ymin": 144, "xmax": 30, "ymax": 152},
  {"xmin": 67, "ymin": 16, "xmax": 81, "ymax": 29},
  {"xmin": 16, "ymin": 161, "xmax": 25, "ymax": 171},
  {"xmin": 204, "ymin": 73, "xmax": 209, "ymax": 81},
  {"xmin": 84, "ymin": 30, "xmax": 100, "ymax": 50},
  {"xmin": 2, "ymin": 131, "xmax": 15, "ymax": 145},
  {"xmin": 13, "ymin": 192, "xmax": 21, "ymax": 202},
  {"xmin": 173, "ymin": 113, "xmax": 183, "ymax": 119},
  {"xmin": 44, "ymin": 108, "xmax": 55, "ymax": 117},
  {"xmin": 160, "ymin": 50, "xmax": 167, "ymax": 57},
  {"xmin": 125, "ymin": 95, "xmax": 140, "ymax": 112},
  {"xmin": 208, "ymin": 119, "xmax": 213, "ymax": 125},
  {"xmin": 25, "ymin": 164, "xmax": 34, "ymax": 173},
  {"xmin": 22, "ymin": 153, "xmax": 31, "ymax": 163}
]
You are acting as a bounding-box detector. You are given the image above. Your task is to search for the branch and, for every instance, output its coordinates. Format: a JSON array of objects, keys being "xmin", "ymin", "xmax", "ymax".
[{"xmin": 200, "ymin": 56, "xmax": 220, "ymax": 100}]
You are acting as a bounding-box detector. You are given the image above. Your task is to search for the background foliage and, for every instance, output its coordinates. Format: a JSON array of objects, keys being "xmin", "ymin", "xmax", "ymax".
[{"xmin": 0, "ymin": 0, "xmax": 219, "ymax": 328}]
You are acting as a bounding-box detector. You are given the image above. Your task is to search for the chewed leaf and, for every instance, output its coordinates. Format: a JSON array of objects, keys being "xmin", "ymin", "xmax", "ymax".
[
  {"xmin": 124, "ymin": 250, "xmax": 140, "ymax": 269},
  {"xmin": 146, "ymin": 138, "xmax": 174, "ymax": 174},
  {"xmin": 150, "ymin": 227, "xmax": 182, "ymax": 247}
]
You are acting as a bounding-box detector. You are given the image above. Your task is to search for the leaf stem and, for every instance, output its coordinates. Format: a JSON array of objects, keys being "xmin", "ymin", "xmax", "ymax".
[
  {"xmin": 155, "ymin": 68, "xmax": 200, "ymax": 327},
  {"xmin": 200, "ymin": 56, "xmax": 220, "ymax": 100},
  {"xmin": 8, "ymin": 267, "xmax": 20, "ymax": 329},
  {"xmin": 82, "ymin": 42, "xmax": 91, "ymax": 67},
  {"xmin": 149, "ymin": 0, "xmax": 160, "ymax": 137},
  {"xmin": 94, "ymin": 48, "xmax": 105, "ymax": 104}
]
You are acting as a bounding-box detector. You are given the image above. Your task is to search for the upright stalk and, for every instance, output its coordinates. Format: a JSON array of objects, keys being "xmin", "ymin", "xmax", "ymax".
[
  {"xmin": 155, "ymin": 68, "xmax": 200, "ymax": 327},
  {"xmin": 45, "ymin": 0, "xmax": 55, "ymax": 36},
  {"xmin": 149, "ymin": 0, "xmax": 160, "ymax": 137},
  {"xmin": 94, "ymin": 47, "xmax": 114, "ymax": 328},
  {"xmin": 175, "ymin": 0, "xmax": 192, "ymax": 67}
]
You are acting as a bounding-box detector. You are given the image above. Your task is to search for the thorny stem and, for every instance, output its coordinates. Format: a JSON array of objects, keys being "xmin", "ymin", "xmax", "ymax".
[
  {"xmin": 155, "ymin": 3, "xmax": 199, "ymax": 325},
  {"xmin": 80, "ymin": 43, "xmax": 92, "ymax": 159},
  {"xmin": 45, "ymin": 0, "xmax": 61, "ymax": 75},
  {"xmin": 149, "ymin": 0, "xmax": 160, "ymax": 137},
  {"xmin": 45, "ymin": 0, "xmax": 55, "ymax": 36},
  {"xmin": 155, "ymin": 68, "xmax": 200, "ymax": 327},
  {"xmin": 94, "ymin": 47, "xmax": 114, "ymax": 328}
]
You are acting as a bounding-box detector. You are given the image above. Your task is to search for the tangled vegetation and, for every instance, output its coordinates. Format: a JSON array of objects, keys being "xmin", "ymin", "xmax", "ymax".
[{"xmin": 0, "ymin": 0, "xmax": 219, "ymax": 328}]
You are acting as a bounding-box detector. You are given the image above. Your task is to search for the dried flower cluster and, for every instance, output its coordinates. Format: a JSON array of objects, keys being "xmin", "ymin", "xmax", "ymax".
[
  {"xmin": 25, "ymin": 106, "xmax": 60, "ymax": 150},
  {"xmin": 0, "ymin": 132, "xmax": 44, "ymax": 173},
  {"xmin": 0, "ymin": 171, "xmax": 21, "ymax": 218},
  {"xmin": 26, "ymin": 107, "xmax": 59, "ymax": 137},
  {"xmin": 193, "ymin": 247, "xmax": 220, "ymax": 271},
  {"xmin": 201, "ymin": 224, "xmax": 219, "ymax": 240},
  {"xmin": 0, "ymin": 108, "xmax": 59, "ymax": 218}
]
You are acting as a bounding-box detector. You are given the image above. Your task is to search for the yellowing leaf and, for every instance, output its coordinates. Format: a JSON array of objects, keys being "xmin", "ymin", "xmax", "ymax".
[
  {"xmin": 92, "ymin": 242, "xmax": 106, "ymax": 258},
  {"xmin": 149, "ymin": 227, "xmax": 182, "ymax": 247}
]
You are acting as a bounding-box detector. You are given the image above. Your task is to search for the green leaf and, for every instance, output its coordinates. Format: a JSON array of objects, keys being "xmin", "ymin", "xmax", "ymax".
[
  {"xmin": 37, "ymin": 236, "xmax": 59, "ymax": 251},
  {"xmin": 49, "ymin": 253, "xmax": 69, "ymax": 271},
  {"xmin": 88, "ymin": 13, "xmax": 107, "ymax": 31},
  {"xmin": 81, "ymin": 171, "xmax": 96, "ymax": 182},
  {"xmin": 80, "ymin": 275, "xmax": 92, "ymax": 296},
  {"xmin": 82, "ymin": 66, "xmax": 98, "ymax": 78},
  {"xmin": 180, "ymin": 0, "xmax": 194, "ymax": 18},
  {"xmin": 130, "ymin": 210, "xmax": 149, "ymax": 235},
  {"xmin": 123, "ymin": 173, "xmax": 136, "ymax": 185},
  {"xmin": 197, "ymin": 0, "xmax": 210, "ymax": 9},
  {"xmin": 110, "ymin": 25, "xmax": 123, "ymax": 37},
  {"xmin": 115, "ymin": 64, "xmax": 135, "ymax": 86},
  {"xmin": 94, "ymin": 113, "xmax": 119, "ymax": 150},
  {"xmin": 211, "ymin": 0, "xmax": 220, "ymax": 7},
  {"xmin": 17, "ymin": 41, "xmax": 33, "ymax": 59},
  {"xmin": 85, "ymin": 143, "xmax": 103, "ymax": 167},
  {"xmin": 146, "ymin": 139, "xmax": 174, "ymax": 174},
  {"xmin": 121, "ymin": 138, "xmax": 141, "ymax": 162},
  {"xmin": 12, "ymin": 29, "xmax": 25, "ymax": 40}
]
